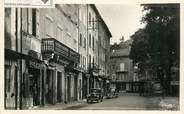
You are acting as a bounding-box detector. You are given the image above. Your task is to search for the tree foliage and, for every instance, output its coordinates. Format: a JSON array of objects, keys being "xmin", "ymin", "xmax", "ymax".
[{"xmin": 130, "ymin": 4, "xmax": 180, "ymax": 95}]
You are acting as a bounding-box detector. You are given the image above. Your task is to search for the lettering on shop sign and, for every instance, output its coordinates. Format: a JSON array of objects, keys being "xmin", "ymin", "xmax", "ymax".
[
  {"xmin": 29, "ymin": 61, "xmax": 41, "ymax": 69},
  {"xmin": 4, "ymin": 0, "xmax": 55, "ymax": 8}
]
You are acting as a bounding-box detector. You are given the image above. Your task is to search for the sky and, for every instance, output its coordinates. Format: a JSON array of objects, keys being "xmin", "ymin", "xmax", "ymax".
[{"xmin": 96, "ymin": 4, "xmax": 145, "ymax": 44}]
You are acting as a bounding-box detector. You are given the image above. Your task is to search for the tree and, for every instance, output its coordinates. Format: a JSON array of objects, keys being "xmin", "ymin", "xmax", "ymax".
[
  {"xmin": 130, "ymin": 4, "xmax": 180, "ymax": 96},
  {"xmin": 129, "ymin": 29, "xmax": 150, "ymax": 75}
]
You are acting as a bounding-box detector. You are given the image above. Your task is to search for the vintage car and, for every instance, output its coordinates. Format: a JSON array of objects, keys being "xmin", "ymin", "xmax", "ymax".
[
  {"xmin": 87, "ymin": 88, "xmax": 103, "ymax": 103},
  {"xmin": 107, "ymin": 88, "xmax": 119, "ymax": 99}
]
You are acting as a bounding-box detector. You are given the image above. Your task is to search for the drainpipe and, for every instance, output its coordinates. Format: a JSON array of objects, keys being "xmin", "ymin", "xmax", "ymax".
[
  {"xmin": 19, "ymin": 8, "xmax": 23, "ymax": 109},
  {"xmin": 86, "ymin": 5, "xmax": 89, "ymax": 95}
]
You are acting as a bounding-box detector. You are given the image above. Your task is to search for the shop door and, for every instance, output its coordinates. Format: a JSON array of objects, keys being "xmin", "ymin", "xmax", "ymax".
[
  {"xmin": 28, "ymin": 68, "xmax": 40, "ymax": 106},
  {"xmin": 46, "ymin": 69, "xmax": 54, "ymax": 104},
  {"xmin": 57, "ymin": 72, "xmax": 62, "ymax": 102},
  {"xmin": 74, "ymin": 76, "xmax": 77, "ymax": 101},
  {"xmin": 67, "ymin": 76, "xmax": 71, "ymax": 102},
  {"xmin": 82, "ymin": 77, "xmax": 87, "ymax": 99},
  {"xmin": 79, "ymin": 79, "xmax": 82, "ymax": 100},
  {"xmin": 5, "ymin": 65, "xmax": 17, "ymax": 109}
]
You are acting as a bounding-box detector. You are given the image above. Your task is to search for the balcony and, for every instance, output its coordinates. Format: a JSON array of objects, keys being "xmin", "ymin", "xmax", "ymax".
[
  {"xmin": 41, "ymin": 38, "xmax": 80, "ymax": 63},
  {"xmin": 116, "ymin": 69, "xmax": 128, "ymax": 73}
]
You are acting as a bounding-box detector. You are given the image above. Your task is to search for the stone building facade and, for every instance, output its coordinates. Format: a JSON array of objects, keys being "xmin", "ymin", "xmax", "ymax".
[
  {"xmin": 4, "ymin": 4, "xmax": 112, "ymax": 109},
  {"xmin": 110, "ymin": 39, "xmax": 139, "ymax": 93}
]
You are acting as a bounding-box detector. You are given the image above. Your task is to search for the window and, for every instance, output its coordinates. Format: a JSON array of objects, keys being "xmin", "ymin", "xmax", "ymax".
[
  {"xmin": 84, "ymin": 57, "xmax": 86, "ymax": 69},
  {"xmin": 83, "ymin": 56, "xmax": 85, "ymax": 68},
  {"xmin": 120, "ymin": 63, "xmax": 125, "ymax": 71},
  {"xmin": 84, "ymin": 38, "xmax": 86, "ymax": 48},
  {"xmin": 80, "ymin": 55, "xmax": 82, "ymax": 67},
  {"xmin": 32, "ymin": 9, "xmax": 36, "ymax": 36},
  {"xmin": 92, "ymin": 36, "xmax": 94, "ymax": 50},
  {"xmin": 36, "ymin": 9, "xmax": 40, "ymax": 37},
  {"xmin": 89, "ymin": 55, "xmax": 91, "ymax": 65},
  {"xmin": 45, "ymin": 16, "xmax": 53, "ymax": 38},
  {"xmin": 93, "ymin": 56, "xmax": 95, "ymax": 64},
  {"xmin": 112, "ymin": 65, "xmax": 116, "ymax": 70},
  {"xmin": 89, "ymin": 12, "xmax": 91, "ymax": 25},
  {"xmin": 89, "ymin": 34, "xmax": 91, "ymax": 48},
  {"xmin": 79, "ymin": 33, "xmax": 82, "ymax": 46},
  {"xmin": 56, "ymin": 26, "xmax": 63, "ymax": 42},
  {"xmin": 92, "ymin": 17, "xmax": 94, "ymax": 30}
]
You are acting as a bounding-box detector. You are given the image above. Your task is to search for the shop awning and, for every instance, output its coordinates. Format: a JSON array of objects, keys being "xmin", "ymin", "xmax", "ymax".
[{"xmin": 5, "ymin": 48, "xmax": 43, "ymax": 63}]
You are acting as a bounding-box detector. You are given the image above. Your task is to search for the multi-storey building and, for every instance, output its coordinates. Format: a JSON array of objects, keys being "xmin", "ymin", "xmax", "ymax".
[
  {"xmin": 110, "ymin": 39, "xmax": 139, "ymax": 93},
  {"xmin": 78, "ymin": 4, "xmax": 89, "ymax": 99},
  {"xmin": 98, "ymin": 16, "xmax": 112, "ymax": 95},
  {"xmin": 5, "ymin": 8, "xmax": 45, "ymax": 109},
  {"xmin": 39, "ymin": 4, "xmax": 80, "ymax": 104},
  {"xmin": 87, "ymin": 5, "xmax": 112, "ymax": 95},
  {"xmin": 4, "ymin": 4, "xmax": 112, "ymax": 109}
]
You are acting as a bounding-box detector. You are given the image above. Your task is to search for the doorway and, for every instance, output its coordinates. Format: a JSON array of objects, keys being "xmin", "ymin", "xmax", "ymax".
[
  {"xmin": 57, "ymin": 72, "xmax": 62, "ymax": 102},
  {"xmin": 46, "ymin": 69, "xmax": 54, "ymax": 104},
  {"xmin": 5, "ymin": 65, "xmax": 17, "ymax": 109}
]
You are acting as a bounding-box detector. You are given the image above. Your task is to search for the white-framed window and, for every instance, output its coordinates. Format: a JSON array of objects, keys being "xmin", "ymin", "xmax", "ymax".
[
  {"xmin": 45, "ymin": 15, "xmax": 54, "ymax": 38},
  {"xmin": 120, "ymin": 63, "xmax": 125, "ymax": 71},
  {"xmin": 56, "ymin": 25, "xmax": 63, "ymax": 42}
]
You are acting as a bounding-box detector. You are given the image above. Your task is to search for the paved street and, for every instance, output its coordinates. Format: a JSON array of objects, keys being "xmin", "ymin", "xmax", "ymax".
[
  {"xmin": 34, "ymin": 93, "xmax": 178, "ymax": 110},
  {"xmin": 64, "ymin": 93, "xmax": 161, "ymax": 110}
]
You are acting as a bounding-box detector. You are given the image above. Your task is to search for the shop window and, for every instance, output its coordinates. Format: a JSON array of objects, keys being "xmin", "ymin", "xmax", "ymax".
[{"xmin": 23, "ymin": 72, "xmax": 31, "ymax": 98}]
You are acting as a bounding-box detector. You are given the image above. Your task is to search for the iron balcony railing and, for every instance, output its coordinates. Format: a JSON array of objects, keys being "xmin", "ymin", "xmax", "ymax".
[{"xmin": 41, "ymin": 38, "xmax": 80, "ymax": 63}]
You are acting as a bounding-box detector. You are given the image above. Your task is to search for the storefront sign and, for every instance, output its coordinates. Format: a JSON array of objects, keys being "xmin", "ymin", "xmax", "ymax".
[
  {"xmin": 171, "ymin": 81, "xmax": 179, "ymax": 85},
  {"xmin": 29, "ymin": 60, "xmax": 41, "ymax": 69}
]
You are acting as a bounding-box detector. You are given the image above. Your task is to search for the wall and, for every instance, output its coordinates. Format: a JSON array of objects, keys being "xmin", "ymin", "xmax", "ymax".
[
  {"xmin": 39, "ymin": 5, "xmax": 78, "ymax": 52},
  {"xmin": 78, "ymin": 5, "xmax": 88, "ymax": 71}
]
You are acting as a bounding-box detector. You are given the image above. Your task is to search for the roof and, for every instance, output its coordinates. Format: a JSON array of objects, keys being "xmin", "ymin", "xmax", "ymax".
[
  {"xmin": 110, "ymin": 39, "xmax": 133, "ymax": 57},
  {"xmin": 111, "ymin": 48, "xmax": 130, "ymax": 57},
  {"xmin": 90, "ymin": 4, "xmax": 112, "ymax": 38}
]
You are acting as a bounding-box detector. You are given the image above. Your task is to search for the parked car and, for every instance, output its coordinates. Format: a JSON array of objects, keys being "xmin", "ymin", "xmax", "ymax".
[
  {"xmin": 87, "ymin": 88, "xmax": 103, "ymax": 103},
  {"xmin": 107, "ymin": 92, "xmax": 119, "ymax": 99},
  {"xmin": 114, "ymin": 92, "xmax": 119, "ymax": 98},
  {"xmin": 106, "ymin": 93, "xmax": 113, "ymax": 99}
]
